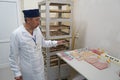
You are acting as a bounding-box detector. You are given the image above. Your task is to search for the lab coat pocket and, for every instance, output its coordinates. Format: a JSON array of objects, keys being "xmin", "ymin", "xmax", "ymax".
[
  {"xmin": 31, "ymin": 59, "xmax": 41, "ymax": 67},
  {"xmin": 31, "ymin": 59, "xmax": 44, "ymax": 74},
  {"xmin": 33, "ymin": 67, "xmax": 44, "ymax": 74}
]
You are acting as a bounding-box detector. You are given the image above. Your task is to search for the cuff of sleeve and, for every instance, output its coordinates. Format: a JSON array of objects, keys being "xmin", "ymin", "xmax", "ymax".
[
  {"xmin": 14, "ymin": 72, "xmax": 22, "ymax": 77},
  {"xmin": 54, "ymin": 41, "xmax": 58, "ymax": 47}
]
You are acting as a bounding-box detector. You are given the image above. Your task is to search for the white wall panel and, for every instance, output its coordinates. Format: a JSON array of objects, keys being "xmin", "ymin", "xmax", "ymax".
[
  {"xmin": 0, "ymin": 0, "xmax": 20, "ymax": 80},
  {"xmin": 0, "ymin": 1, "xmax": 18, "ymax": 41},
  {"xmin": 0, "ymin": 43, "xmax": 10, "ymax": 67},
  {"xmin": 0, "ymin": 0, "xmax": 20, "ymax": 68}
]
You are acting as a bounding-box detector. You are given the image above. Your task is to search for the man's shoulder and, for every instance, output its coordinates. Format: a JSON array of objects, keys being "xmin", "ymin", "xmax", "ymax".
[{"xmin": 12, "ymin": 25, "xmax": 23, "ymax": 35}]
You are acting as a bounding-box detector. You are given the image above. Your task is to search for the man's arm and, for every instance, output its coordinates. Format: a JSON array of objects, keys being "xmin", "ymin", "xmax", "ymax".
[{"xmin": 9, "ymin": 33, "xmax": 22, "ymax": 80}]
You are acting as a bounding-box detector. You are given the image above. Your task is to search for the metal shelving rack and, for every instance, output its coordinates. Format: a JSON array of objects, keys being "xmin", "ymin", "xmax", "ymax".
[{"xmin": 38, "ymin": 0, "xmax": 73, "ymax": 80}]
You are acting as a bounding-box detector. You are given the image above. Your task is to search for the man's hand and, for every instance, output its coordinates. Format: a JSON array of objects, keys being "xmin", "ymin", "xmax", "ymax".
[
  {"xmin": 57, "ymin": 40, "xmax": 66, "ymax": 45},
  {"xmin": 15, "ymin": 76, "xmax": 23, "ymax": 80}
]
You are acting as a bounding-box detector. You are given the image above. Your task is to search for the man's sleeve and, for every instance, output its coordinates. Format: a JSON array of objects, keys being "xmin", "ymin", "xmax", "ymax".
[{"xmin": 9, "ymin": 33, "xmax": 22, "ymax": 77}]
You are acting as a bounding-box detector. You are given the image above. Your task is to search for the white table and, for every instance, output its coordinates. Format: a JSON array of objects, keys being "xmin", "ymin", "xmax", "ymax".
[{"xmin": 57, "ymin": 50, "xmax": 120, "ymax": 80}]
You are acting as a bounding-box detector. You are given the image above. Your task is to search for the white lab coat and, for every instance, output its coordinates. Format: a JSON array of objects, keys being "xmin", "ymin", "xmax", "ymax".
[{"xmin": 9, "ymin": 25, "xmax": 57, "ymax": 80}]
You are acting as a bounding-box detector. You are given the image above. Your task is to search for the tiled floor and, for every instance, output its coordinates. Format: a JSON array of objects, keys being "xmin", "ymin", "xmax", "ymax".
[
  {"xmin": 0, "ymin": 67, "xmax": 87, "ymax": 80},
  {"xmin": 0, "ymin": 67, "xmax": 14, "ymax": 80}
]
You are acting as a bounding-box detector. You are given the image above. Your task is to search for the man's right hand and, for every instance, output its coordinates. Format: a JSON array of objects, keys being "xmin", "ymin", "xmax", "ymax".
[{"xmin": 15, "ymin": 76, "xmax": 23, "ymax": 80}]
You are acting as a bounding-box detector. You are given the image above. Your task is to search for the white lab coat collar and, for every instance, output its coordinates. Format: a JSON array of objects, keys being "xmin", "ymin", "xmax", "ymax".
[{"xmin": 20, "ymin": 24, "xmax": 39, "ymax": 38}]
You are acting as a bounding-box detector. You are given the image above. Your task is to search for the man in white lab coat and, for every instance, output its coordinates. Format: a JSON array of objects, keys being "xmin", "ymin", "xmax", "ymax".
[{"xmin": 9, "ymin": 9, "xmax": 64, "ymax": 80}]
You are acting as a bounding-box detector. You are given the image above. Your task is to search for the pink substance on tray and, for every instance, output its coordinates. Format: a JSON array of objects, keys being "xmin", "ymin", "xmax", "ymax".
[
  {"xmin": 85, "ymin": 57, "xmax": 98, "ymax": 64},
  {"xmin": 90, "ymin": 49, "xmax": 104, "ymax": 55},
  {"xmin": 61, "ymin": 52, "xmax": 73, "ymax": 61},
  {"xmin": 85, "ymin": 57, "xmax": 108, "ymax": 70},
  {"xmin": 92, "ymin": 61, "xmax": 108, "ymax": 70}
]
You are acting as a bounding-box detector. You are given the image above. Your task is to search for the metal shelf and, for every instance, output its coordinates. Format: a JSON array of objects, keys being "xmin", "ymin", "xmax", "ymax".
[
  {"xmin": 38, "ymin": 0, "xmax": 73, "ymax": 80},
  {"xmin": 40, "ymin": 18, "xmax": 71, "ymax": 22},
  {"xmin": 38, "ymin": 0, "xmax": 72, "ymax": 6}
]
